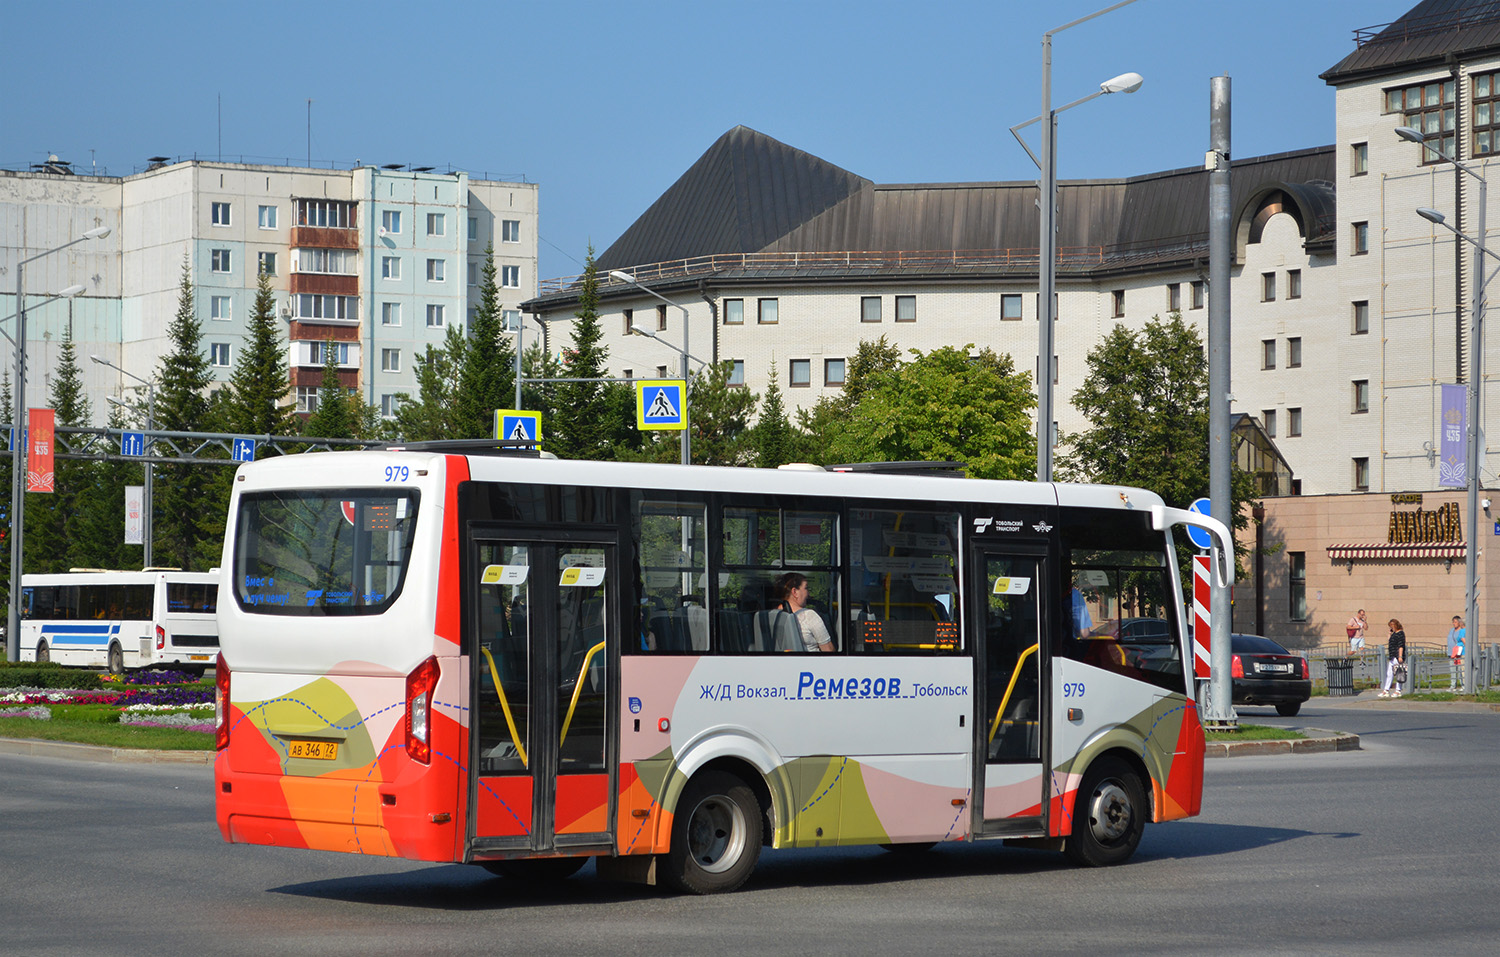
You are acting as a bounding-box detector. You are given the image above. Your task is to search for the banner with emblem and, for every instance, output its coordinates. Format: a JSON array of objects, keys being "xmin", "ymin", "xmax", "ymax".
[
  {"xmin": 1440, "ymin": 384, "xmax": 1466, "ymax": 488},
  {"xmin": 26, "ymin": 408, "xmax": 54, "ymax": 493}
]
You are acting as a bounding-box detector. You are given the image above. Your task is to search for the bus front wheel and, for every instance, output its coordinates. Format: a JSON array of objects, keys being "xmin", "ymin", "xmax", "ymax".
[
  {"xmin": 36, "ymin": 641, "xmax": 49, "ymax": 664},
  {"xmin": 663, "ymin": 770, "xmax": 761, "ymax": 894},
  {"xmin": 107, "ymin": 643, "xmax": 124, "ymax": 675},
  {"xmin": 1064, "ymin": 756, "xmax": 1145, "ymax": 867}
]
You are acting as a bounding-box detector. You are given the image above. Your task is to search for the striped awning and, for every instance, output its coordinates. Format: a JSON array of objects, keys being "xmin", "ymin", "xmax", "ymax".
[{"xmin": 1326, "ymin": 543, "xmax": 1467, "ymax": 560}]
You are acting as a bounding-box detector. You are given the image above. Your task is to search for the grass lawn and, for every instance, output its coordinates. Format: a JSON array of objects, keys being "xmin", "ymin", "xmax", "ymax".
[
  {"xmin": 0, "ymin": 716, "xmax": 213, "ymax": 751},
  {"xmin": 1205, "ymin": 723, "xmax": 1307, "ymax": 742}
]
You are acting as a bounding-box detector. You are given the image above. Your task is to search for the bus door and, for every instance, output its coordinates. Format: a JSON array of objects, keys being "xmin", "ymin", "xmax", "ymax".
[
  {"xmin": 467, "ymin": 533, "xmax": 615, "ymax": 856},
  {"xmin": 971, "ymin": 546, "xmax": 1046, "ymax": 836}
]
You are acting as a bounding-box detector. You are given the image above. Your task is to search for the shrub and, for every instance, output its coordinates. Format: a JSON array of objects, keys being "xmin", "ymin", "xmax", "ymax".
[{"xmin": 0, "ymin": 663, "xmax": 103, "ymax": 690}]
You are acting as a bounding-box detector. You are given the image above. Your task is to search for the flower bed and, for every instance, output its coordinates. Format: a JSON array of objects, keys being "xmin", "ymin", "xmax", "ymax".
[{"xmin": 0, "ymin": 670, "xmax": 213, "ymax": 740}]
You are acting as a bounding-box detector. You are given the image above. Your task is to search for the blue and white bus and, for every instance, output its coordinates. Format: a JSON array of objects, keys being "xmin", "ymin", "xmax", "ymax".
[{"xmin": 20, "ymin": 570, "xmax": 220, "ymax": 673}]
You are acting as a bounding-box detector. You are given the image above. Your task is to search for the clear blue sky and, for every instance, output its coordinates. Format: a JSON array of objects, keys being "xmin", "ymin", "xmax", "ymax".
[{"xmin": 6, "ymin": 0, "xmax": 1416, "ymax": 279}]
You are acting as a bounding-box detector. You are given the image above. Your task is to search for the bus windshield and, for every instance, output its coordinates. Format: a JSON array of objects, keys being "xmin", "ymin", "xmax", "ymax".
[{"xmin": 232, "ymin": 489, "xmax": 419, "ymax": 615}]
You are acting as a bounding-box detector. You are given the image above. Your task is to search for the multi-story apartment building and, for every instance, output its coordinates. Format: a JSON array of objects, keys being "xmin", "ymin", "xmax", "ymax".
[
  {"xmin": 523, "ymin": 0, "xmax": 1500, "ymax": 649},
  {"xmin": 1, "ymin": 159, "xmax": 537, "ymax": 423}
]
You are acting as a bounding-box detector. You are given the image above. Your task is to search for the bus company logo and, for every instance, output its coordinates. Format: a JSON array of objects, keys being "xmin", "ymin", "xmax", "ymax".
[
  {"xmin": 974, "ymin": 517, "xmax": 1024, "ymax": 534},
  {"xmin": 628, "ymin": 696, "xmax": 642, "ymax": 714},
  {"xmin": 305, "ymin": 589, "xmax": 323, "ymax": 606},
  {"xmin": 1032, "ymin": 521, "xmax": 1053, "ymax": 533},
  {"xmin": 973, "ymin": 518, "xmax": 993, "ymax": 533}
]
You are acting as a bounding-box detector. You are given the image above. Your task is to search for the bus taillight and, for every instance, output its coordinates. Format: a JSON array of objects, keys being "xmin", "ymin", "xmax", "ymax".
[
  {"xmin": 214, "ymin": 655, "xmax": 230, "ymax": 751},
  {"xmin": 406, "ymin": 656, "xmax": 440, "ymax": 764},
  {"xmin": 155, "ymin": 625, "xmax": 166, "ymax": 651}
]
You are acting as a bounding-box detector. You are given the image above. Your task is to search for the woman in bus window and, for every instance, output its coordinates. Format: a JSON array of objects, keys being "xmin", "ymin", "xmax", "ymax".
[{"xmin": 774, "ymin": 572, "xmax": 835, "ymax": 652}]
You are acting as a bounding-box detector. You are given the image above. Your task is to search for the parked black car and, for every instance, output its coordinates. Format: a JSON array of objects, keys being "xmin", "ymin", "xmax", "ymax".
[{"xmin": 1231, "ymin": 633, "xmax": 1311, "ymax": 716}]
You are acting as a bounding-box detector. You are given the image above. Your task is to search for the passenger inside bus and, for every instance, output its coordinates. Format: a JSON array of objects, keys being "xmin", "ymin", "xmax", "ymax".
[{"xmin": 773, "ymin": 572, "xmax": 835, "ymax": 652}]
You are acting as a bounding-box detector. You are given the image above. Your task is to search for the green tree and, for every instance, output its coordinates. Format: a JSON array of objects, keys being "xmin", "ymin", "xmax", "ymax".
[
  {"xmin": 224, "ymin": 269, "xmax": 294, "ymax": 436},
  {"xmin": 816, "ymin": 345, "xmax": 1036, "ymax": 479},
  {"xmin": 1058, "ymin": 312, "xmax": 1258, "ymax": 574},
  {"xmin": 753, "ymin": 365, "xmax": 795, "ymax": 468},
  {"xmin": 549, "ymin": 249, "xmax": 634, "ymax": 459},
  {"xmin": 391, "ymin": 327, "xmax": 464, "ymax": 442},
  {"xmin": 27, "ymin": 324, "xmax": 93, "ymax": 572},
  {"xmin": 796, "ymin": 336, "xmax": 903, "ymax": 461},
  {"xmin": 453, "ymin": 245, "xmax": 516, "ymax": 439},
  {"xmin": 302, "ymin": 339, "xmax": 357, "ymax": 439},
  {"xmin": 70, "ymin": 400, "xmax": 133, "ymax": 571}
]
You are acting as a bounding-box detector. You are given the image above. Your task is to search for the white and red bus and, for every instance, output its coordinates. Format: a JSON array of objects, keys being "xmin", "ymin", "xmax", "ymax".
[{"xmin": 213, "ymin": 448, "xmax": 1230, "ymax": 893}]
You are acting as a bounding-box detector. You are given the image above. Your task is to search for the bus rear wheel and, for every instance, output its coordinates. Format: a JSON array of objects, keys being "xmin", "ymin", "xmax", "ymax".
[
  {"xmin": 107, "ymin": 643, "xmax": 124, "ymax": 675},
  {"xmin": 36, "ymin": 641, "xmax": 49, "ymax": 664},
  {"xmin": 480, "ymin": 857, "xmax": 587, "ymax": 882},
  {"xmin": 663, "ymin": 770, "xmax": 761, "ymax": 894},
  {"xmin": 1064, "ymin": 756, "xmax": 1146, "ymax": 867}
]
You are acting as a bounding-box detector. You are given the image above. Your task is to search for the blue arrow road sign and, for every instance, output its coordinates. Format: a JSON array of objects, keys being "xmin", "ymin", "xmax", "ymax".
[
  {"xmin": 1185, "ymin": 497, "xmax": 1214, "ymax": 550},
  {"xmin": 233, "ymin": 438, "xmax": 257, "ymax": 462},
  {"xmin": 121, "ymin": 431, "xmax": 145, "ymax": 457}
]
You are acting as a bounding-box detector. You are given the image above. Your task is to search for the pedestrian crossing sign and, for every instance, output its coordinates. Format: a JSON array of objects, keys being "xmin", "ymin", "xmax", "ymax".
[
  {"xmin": 636, "ymin": 379, "xmax": 686, "ymax": 430},
  {"xmin": 494, "ymin": 409, "xmax": 542, "ymax": 443}
]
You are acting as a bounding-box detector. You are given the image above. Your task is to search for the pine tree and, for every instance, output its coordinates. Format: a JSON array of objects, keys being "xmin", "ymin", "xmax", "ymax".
[
  {"xmin": 154, "ymin": 257, "xmax": 222, "ymax": 570},
  {"xmin": 224, "ymin": 269, "xmax": 294, "ymax": 436},
  {"xmin": 453, "ymin": 244, "xmax": 515, "ymax": 439},
  {"xmin": 549, "ymin": 249, "xmax": 632, "ymax": 459},
  {"xmin": 28, "ymin": 325, "xmax": 93, "ymax": 572},
  {"xmin": 71, "ymin": 400, "xmax": 132, "ymax": 571},
  {"xmin": 753, "ymin": 365, "xmax": 795, "ymax": 468},
  {"xmin": 303, "ymin": 339, "xmax": 357, "ymax": 439},
  {"xmin": 391, "ymin": 328, "xmax": 464, "ymax": 442}
]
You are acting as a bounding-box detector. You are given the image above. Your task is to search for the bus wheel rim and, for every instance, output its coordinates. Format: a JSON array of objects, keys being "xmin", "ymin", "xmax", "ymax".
[
  {"xmin": 1086, "ymin": 780, "xmax": 1132, "ymax": 844},
  {"xmin": 686, "ymin": 795, "xmax": 746, "ymax": 874}
]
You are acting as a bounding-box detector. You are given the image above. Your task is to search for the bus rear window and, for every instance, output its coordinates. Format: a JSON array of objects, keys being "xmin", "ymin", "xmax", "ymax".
[{"xmin": 233, "ymin": 490, "xmax": 419, "ymax": 615}]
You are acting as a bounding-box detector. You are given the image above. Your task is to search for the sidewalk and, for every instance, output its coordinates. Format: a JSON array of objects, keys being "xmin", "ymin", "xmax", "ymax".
[{"xmin": 1312, "ymin": 689, "xmax": 1500, "ymax": 713}]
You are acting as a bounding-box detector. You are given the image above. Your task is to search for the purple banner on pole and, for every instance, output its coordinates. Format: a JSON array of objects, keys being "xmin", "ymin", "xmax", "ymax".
[{"xmin": 1440, "ymin": 383, "xmax": 1467, "ymax": 487}]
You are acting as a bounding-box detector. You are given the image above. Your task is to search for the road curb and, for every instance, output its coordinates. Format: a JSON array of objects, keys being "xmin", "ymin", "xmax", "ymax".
[
  {"xmin": 0, "ymin": 736, "xmax": 214, "ymax": 765},
  {"xmin": 1205, "ymin": 728, "xmax": 1360, "ymax": 758}
]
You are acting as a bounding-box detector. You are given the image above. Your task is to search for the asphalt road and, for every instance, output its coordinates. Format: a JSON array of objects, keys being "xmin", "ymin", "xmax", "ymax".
[{"xmin": 1, "ymin": 701, "xmax": 1495, "ymax": 956}]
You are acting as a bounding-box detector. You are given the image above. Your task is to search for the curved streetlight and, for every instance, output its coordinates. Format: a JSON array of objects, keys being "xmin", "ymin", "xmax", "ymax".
[
  {"xmin": 8, "ymin": 226, "xmax": 111, "ymax": 661},
  {"xmin": 609, "ymin": 271, "xmax": 694, "ymax": 465},
  {"xmin": 91, "ymin": 354, "xmax": 155, "ymax": 567},
  {"xmin": 1401, "ymin": 124, "xmax": 1489, "ymax": 694}
]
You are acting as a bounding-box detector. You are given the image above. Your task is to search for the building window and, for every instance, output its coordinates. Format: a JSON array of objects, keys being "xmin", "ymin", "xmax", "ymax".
[
  {"xmin": 309, "ymin": 341, "xmax": 351, "ymax": 366},
  {"xmin": 296, "ymin": 199, "xmax": 355, "ymax": 229},
  {"xmin": 210, "ymin": 343, "xmax": 231, "ymax": 367},
  {"xmin": 1288, "ymin": 337, "xmax": 1302, "ymax": 368},
  {"xmin": 895, "ymin": 295, "xmax": 916, "ymax": 322},
  {"xmin": 501, "ymin": 265, "xmax": 520, "ymax": 288},
  {"xmin": 210, "ymin": 296, "xmax": 231, "ymax": 321},
  {"xmin": 758, "ymin": 298, "xmax": 778, "ymax": 324},
  {"xmin": 1261, "ymin": 272, "xmax": 1276, "ymax": 302},
  {"xmin": 1191, "ymin": 280, "xmax": 1205, "ymax": 309},
  {"xmin": 1353, "ymin": 221, "xmax": 1369, "ymax": 255},
  {"xmin": 1001, "ymin": 293, "xmax": 1023, "ymax": 320},
  {"xmin": 1386, "ymin": 79, "xmax": 1455, "ymax": 161},
  {"xmin": 467, "ymin": 261, "xmax": 478, "ymax": 286},
  {"xmin": 1353, "ymin": 300, "xmax": 1370, "ymax": 334},
  {"xmin": 728, "ymin": 360, "xmax": 745, "ymax": 387},
  {"xmin": 382, "ymin": 302, "xmax": 401, "ymax": 326},
  {"xmin": 825, "ymin": 358, "xmax": 846, "ymax": 386},
  {"xmin": 657, "ymin": 304, "xmax": 668, "ymax": 331},
  {"xmin": 382, "ymin": 256, "xmax": 401, "ymax": 280},
  {"xmin": 427, "ymin": 258, "xmax": 445, "ymax": 282},
  {"xmin": 1351, "ymin": 142, "xmax": 1368, "ymax": 176},
  {"xmin": 1263, "ymin": 409, "xmax": 1277, "ymax": 438},
  {"xmin": 296, "ymin": 386, "xmax": 319, "ymax": 413},
  {"xmin": 1261, "ymin": 339, "xmax": 1276, "ymax": 370},
  {"xmin": 621, "ymin": 308, "xmax": 633, "ymax": 334},
  {"xmin": 861, "ymin": 296, "xmax": 882, "ymax": 322},
  {"xmin": 468, "ymin": 217, "xmax": 478, "ymax": 241},
  {"xmin": 294, "ymin": 294, "xmax": 358, "ymax": 322},
  {"xmin": 1353, "ymin": 379, "xmax": 1369, "ymax": 414},
  {"xmin": 1288, "ymin": 269, "xmax": 1301, "ymax": 300},
  {"xmin": 381, "ymin": 210, "xmax": 401, "ymax": 234},
  {"xmin": 502, "ymin": 309, "xmax": 520, "ymax": 331},
  {"xmin": 257, "ymin": 251, "xmax": 276, "ymax": 277},
  {"xmin": 501, "ymin": 219, "xmax": 521, "ymax": 243},
  {"xmin": 211, "ymin": 249, "xmax": 231, "ymax": 273},
  {"xmin": 724, "ymin": 299, "xmax": 743, "ymax": 324},
  {"xmin": 257, "ymin": 205, "xmax": 277, "ymax": 229},
  {"xmin": 1288, "ymin": 407, "xmax": 1303, "ymax": 437},
  {"xmin": 211, "ymin": 202, "xmax": 231, "ymax": 226},
  {"xmin": 294, "ymin": 248, "xmax": 357, "ymax": 275},
  {"xmin": 789, "ymin": 358, "xmax": 811, "ymax": 387},
  {"xmin": 656, "ymin": 365, "xmax": 668, "ymax": 379},
  {"xmin": 1353, "ymin": 457, "xmax": 1370, "ymax": 491},
  {"xmin": 427, "ymin": 213, "xmax": 445, "ymax": 236},
  {"xmin": 381, "ymin": 348, "xmax": 401, "ymax": 373},
  {"xmin": 1167, "ymin": 283, "xmax": 1181, "ymax": 312},
  {"xmin": 1289, "ymin": 552, "xmax": 1307, "ymax": 621},
  {"xmin": 1476, "ymin": 72, "xmax": 1500, "ymax": 156},
  {"xmin": 426, "ymin": 304, "xmax": 445, "ymax": 327},
  {"xmin": 1110, "ymin": 289, "xmax": 1125, "ymax": 318},
  {"xmin": 381, "ymin": 394, "xmax": 400, "ymax": 418}
]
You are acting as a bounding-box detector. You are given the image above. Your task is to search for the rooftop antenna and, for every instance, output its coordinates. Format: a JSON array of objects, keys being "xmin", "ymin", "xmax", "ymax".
[{"xmin": 306, "ymin": 98, "xmax": 313, "ymax": 167}]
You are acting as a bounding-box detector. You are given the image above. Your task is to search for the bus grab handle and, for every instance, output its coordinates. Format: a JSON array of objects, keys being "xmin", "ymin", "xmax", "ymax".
[{"xmin": 479, "ymin": 646, "xmax": 529, "ymax": 768}]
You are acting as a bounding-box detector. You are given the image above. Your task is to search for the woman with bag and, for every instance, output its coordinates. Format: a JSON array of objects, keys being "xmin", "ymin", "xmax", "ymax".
[
  {"xmin": 1379, "ymin": 618, "xmax": 1407, "ymax": 698},
  {"xmin": 1346, "ymin": 609, "xmax": 1367, "ymax": 656}
]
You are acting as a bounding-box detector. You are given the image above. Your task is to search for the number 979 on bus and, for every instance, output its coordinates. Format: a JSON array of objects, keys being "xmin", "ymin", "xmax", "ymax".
[
  {"xmin": 384, "ymin": 465, "xmax": 409, "ymax": 483},
  {"xmin": 1062, "ymin": 681, "xmax": 1086, "ymax": 699}
]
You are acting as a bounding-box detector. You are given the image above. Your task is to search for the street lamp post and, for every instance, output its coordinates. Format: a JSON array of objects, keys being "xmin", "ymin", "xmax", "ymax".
[
  {"xmin": 1012, "ymin": 0, "xmax": 1142, "ymax": 482},
  {"xmin": 1401, "ymin": 124, "xmax": 1487, "ymax": 695},
  {"xmin": 92, "ymin": 355, "xmax": 155, "ymax": 568},
  {"xmin": 8, "ymin": 226, "xmax": 111, "ymax": 662},
  {"xmin": 609, "ymin": 272, "xmax": 693, "ymax": 465}
]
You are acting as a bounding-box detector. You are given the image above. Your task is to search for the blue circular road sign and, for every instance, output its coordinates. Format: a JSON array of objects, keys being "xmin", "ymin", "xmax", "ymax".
[{"xmin": 1185, "ymin": 497, "xmax": 1214, "ymax": 550}]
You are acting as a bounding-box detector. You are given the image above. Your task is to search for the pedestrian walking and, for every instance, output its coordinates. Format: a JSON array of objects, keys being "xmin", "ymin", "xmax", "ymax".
[
  {"xmin": 1446, "ymin": 615, "xmax": 1466, "ymax": 692},
  {"xmin": 1346, "ymin": 609, "xmax": 1368, "ymax": 656},
  {"xmin": 1379, "ymin": 618, "xmax": 1407, "ymax": 698}
]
